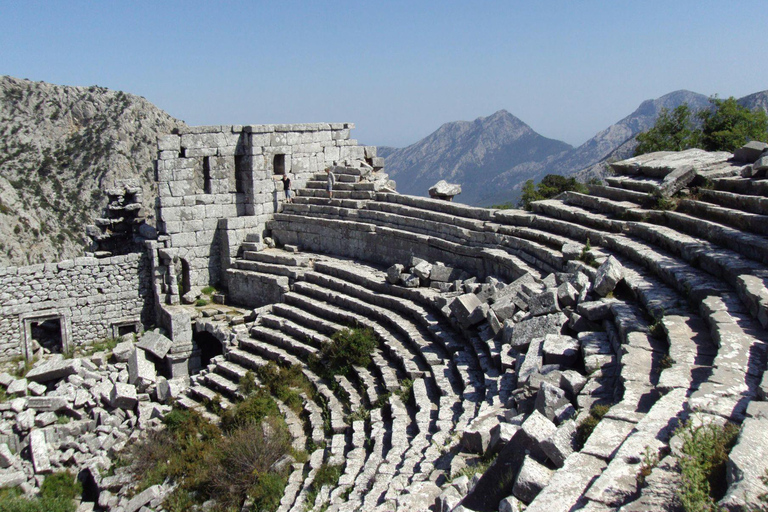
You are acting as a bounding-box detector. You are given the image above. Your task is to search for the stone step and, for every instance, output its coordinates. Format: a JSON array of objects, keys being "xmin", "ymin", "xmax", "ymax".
[
  {"xmin": 310, "ymin": 172, "xmax": 359, "ymax": 183},
  {"xmin": 174, "ymin": 395, "xmax": 221, "ymax": 424},
  {"xmin": 214, "ymin": 360, "xmax": 250, "ymax": 382},
  {"xmin": 604, "ymin": 175, "xmax": 663, "ymax": 194},
  {"xmin": 293, "ymin": 196, "xmax": 366, "ymax": 209},
  {"xmin": 250, "ymin": 324, "xmax": 320, "ymax": 360},
  {"xmin": 676, "ymin": 198, "xmax": 768, "ymax": 237},
  {"xmin": 711, "ymin": 176, "xmax": 768, "ymax": 198},
  {"xmin": 306, "ymin": 180, "xmax": 357, "ymax": 191},
  {"xmin": 697, "ymin": 187, "xmax": 768, "ymax": 216},
  {"xmin": 297, "ymin": 189, "xmax": 377, "ymax": 200},
  {"xmin": 241, "ymin": 249, "xmax": 313, "ymax": 266},
  {"xmin": 203, "ymin": 371, "xmax": 240, "ymax": 398},
  {"xmin": 259, "ymin": 313, "xmax": 327, "ymax": 349},
  {"xmin": 233, "ymin": 259, "xmax": 307, "ymax": 280}
]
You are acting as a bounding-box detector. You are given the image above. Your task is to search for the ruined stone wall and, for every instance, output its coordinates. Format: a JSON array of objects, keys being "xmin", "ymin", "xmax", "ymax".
[
  {"xmin": 155, "ymin": 123, "xmax": 366, "ymax": 290},
  {"xmin": 0, "ymin": 253, "xmax": 152, "ymax": 360}
]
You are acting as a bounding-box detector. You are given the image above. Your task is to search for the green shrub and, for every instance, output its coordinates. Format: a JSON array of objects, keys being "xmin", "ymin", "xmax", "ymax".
[
  {"xmin": 519, "ymin": 175, "xmax": 588, "ymax": 211},
  {"xmin": 194, "ymin": 299, "xmax": 208, "ymax": 307},
  {"xmin": 40, "ymin": 472, "xmax": 82, "ymax": 502},
  {"xmin": 221, "ymin": 389, "xmax": 279, "ymax": 432},
  {"xmin": 238, "ymin": 370, "xmax": 258, "ymax": 396},
  {"xmin": 310, "ymin": 326, "xmax": 377, "ymax": 378},
  {"xmin": 635, "ymin": 104, "xmax": 701, "ymax": 155},
  {"xmin": 305, "ymin": 464, "xmax": 343, "ymax": 509},
  {"xmin": 201, "ymin": 286, "xmax": 217, "ymax": 295},
  {"xmin": 676, "ymin": 419, "xmax": 739, "ymax": 512},
  {"xmin": 249, "ymin": 471, "xmax": 287, "ymax": 512},
  {"xmin": 254, "ymin": 361, "xmax": 313, "ymax": 413}
]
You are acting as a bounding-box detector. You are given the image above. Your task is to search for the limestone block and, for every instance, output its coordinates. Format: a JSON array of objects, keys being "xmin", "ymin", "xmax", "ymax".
[
  {"xmin": 136, "ymin": 331, "xmax": 173, "ymax": 359},
  {"xmin": 156, "ymin": 377, "xmax": 187, "ymax": 403},
  {"xmin": 6, "ymin": 379, "xmax": 27, "ymax": 396},
  {"xmin": 461, "ymin": 411, "xmax": 500, "ymax": 454},
  {"xmin": 112, "ymin": 341, "xmax": 135, "ymax": 363},
  {"xmin": 29, "ymin": 430, "xmax": 51, "ymax": 474},
  {"xmin": 520, "ymin": 410, "xmax": 557, "ymax": 462},
  {"xmin": 34, "ymin": 411, "xmax": 57, "ymax": 428},
  {"xmin": 504, "ymin": 312, "xmax": 568, "ymax": 350},
  {"xmin": 399, "ymin": 273, "xmax": 420, "ymax": 288},
  {"xmin": 124, "ymin": 484, "xmax": 163, "ymax": 512},
  {"xmin": 430, "ymin": 263, "xmax": 459, "ymax": 282},
  {"xmin": 436, "ymin": 485, "xmax": 462, "ymax": 512},
  {"xmin": 0, "ymin": 373, "xmax": 13, "ymax": 387},
  {"xmin": 535, "ymin": 382, "xmax": 570, "ymax": 421},
  {"xmin": 733, "ymin": 141, "xmax": 768, "ymax": 163},
  {"xmin": 499, "ymin": 495, "xmax": 526, "ymax": 512},
  {"xmin": 157, "ymin": 135, "xmax": 180, "ymax": 152},
  {"xmin": 128, "ymin": 349, "xmax": 156, "ymax": 389},
  {"xmin": 541, "ymin": 419, "xmax": 577, "ymax": 468},
  {"xmin": 513, "ymin": 455, "xmax": 553, "ymax": 503},
  {"xmin": 542, "ymin": 334, "xmax": 580, "ymax": 367},
  {"xmin": 721, "ymin": 417, "xmax": 768, "ymax": 509},
  {"xmin": 528, "ymin": 289, "xmax": 561, "ymax": 317},
  {"xmin": 486, "ymin": 308, "xmax": 503, "ymax": 335},
  {"xmin": 26, "ymin": 381, "xmax": 46, "ymax": 396},
  {"xmin": 386, "ymin": 264, "xmax": 404, "ymax": 284},
  {"xmin": 16, "ymin": 409, "xmax": 35, "ymax": 431},
  {"xmin": 557, "ymin": 281, "xmax": 579, "ymax": 308},
  {"xmin": 26, "ymin": 359, "xmax": 81, "ymax": 383},
  {"xmin": 110, "ymin": 382, "xmax": 138, "ymax": 410},
  {"xmin": 491, "ymin": 296, "xmax": 516, "ymax": 322},
  {"xmin": 593, "ymin": 256, "xmax": 623, "ymax": 296},
  {"xmin": 489, "ymin": 422, "xmax": 519, "ymax": 454},
  {"xmin": 412, "ymin": 260, "xmax": 432, "ymax": 280},
  {"xmin": 450, "ymin": 293, "xmax": 487, "ymax": 327},
  {"xmin": 27, "ymin": 396, "xmax": 67, "ymax": 412},
  {"xmin": 0, "ymin": 471, "xmax": 26, "ymax": 489},
  {"xmin": 0, "ymin": 444, "xmax": 15, "ymax": 468}
]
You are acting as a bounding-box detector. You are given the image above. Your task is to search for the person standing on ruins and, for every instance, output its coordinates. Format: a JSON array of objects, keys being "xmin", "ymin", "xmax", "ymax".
[
  {"xmin": 326, "ymin": 166, "xmax": 335, "ymax": 199},
  {"xmin": 272, "ymin": 172, "xmax": 293, "ymax": 203}
]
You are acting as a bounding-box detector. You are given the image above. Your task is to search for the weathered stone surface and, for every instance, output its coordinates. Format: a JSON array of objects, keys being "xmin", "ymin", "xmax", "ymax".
[
  {"xmin": 136, "ymin": 330, "xmax": 173, "ymax": 359},
  {"xmin": 542, "ymin": 334, "xmax": 580, "ymax": 367},
  {"xmin": 0, "ymin": 471, "xmax": 26, "ymax": 489},
  {"xmin": 386, "ymin": 263, "xmax": 404, "ymax": 284},
  {"xmin": 450, "ymin": 293, "xmax": 487, "ymax": 327},
  {"xmin": 110, "ymin": 382, "xmax": 138, "ymax": 410},
  {"xmin": 26, "ymin": 359, "xmax": 81, "ymax": 383},
  {"xmin": 557, "ymin": 281, "xmax": 579, "ymax": 308},
  {"xmin": 128, "ymin": 348, "xmax": 156, "ymax": 388},
  {"xmin": 525, "ymin": 452, "xmax": 607, "ymax": 512},
  {"xmin": 6, "ymin": 378, "xmax": 27, "ymax": 396},
  {"xmin": 124, "ymin": 484, "xmax": 163, "ymax": 512},
  {"xmin": 520, "ymin": 410, "xmax": 557, "ymax": 462},
  {"xmin": 489, "ymin": 422, "xmax": 519, "ymax": 454},
  {"xmin": 29, "ymin": 430, "xmax": 51, "ymax": 474},
  {"xmin": 430, "ymin": 263, "xmax": 458, "ymax": 282},
  {"xmin": 462, "ymin": 411, "xmax": 500, "ymax": 454},
  {"xmin": 499, "ymin": 495, "xmax": 526, "ymax": 512},
  {"xmin": 0, "ymin": 444, "xmax": 15, "ymax": 468},
  {"xmin": 27, "ymin": 396, "xmax": 67, "ymax": 411},
  {"xmin": 541, "ymin": 419, "xmax": 577, "ymax": 468},
  {"xmin": 593, "ymin": 256, "xmax": 623, "ymax": 296},
  {"xmin": 733, "ymin": 141, "xmax": 768, "ymax": 163},
  {"xmin": 491, "ymin": 296, "xmax": 516, "ymax": 321},
  {"xmin": 529, "ymin": 289, "xmax": 560, "ymax": 316},
  {"xmin": 504, "ymin": 312, "xmax": 567, "ymax": 350},
  {"xmin": 412, "ymin": 260, "xmax": 432, "ymax": 280},
  {"xmin": 112, "ymin": 341, "xmax": 135, "ymax": 363},
  {"xmin": 721, "ymin": 417, "xmax": 768, "ymax": 509},
  {"xmin": 429, "ymin": 180, "xmax": 462, "ymax": 199},
  {"xmin": 535, "ymin": 382, "xmax": 570, "ymax": 421},
  {"xmin": 513, "ymin": 455, "xmax": 553, "ymax": 503}
]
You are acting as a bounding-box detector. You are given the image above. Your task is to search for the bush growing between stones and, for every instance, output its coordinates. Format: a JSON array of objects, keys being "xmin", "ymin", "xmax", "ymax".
[
  {"xmin": 574, "ymin": 403, "xmax": 610, "ymax": 450},
  {"xmin": 254, "ymin": 361, "xmax": 313, "ymax": 413},
  {"xmin": 675, "ymin": 419, "xmax": 739, "ymax": 512},
  {"xmin": 310, "ymin": 326, "xmax": 377, "ymax": 378},
  {"xmin": 305, "ymin": 463, "xmax": 343, "ymax": 509},
  {"xmin": 519, "ymin": 175, "xmax": 588, "ymax": 211},
  {"xmin": 128, "ymin": 405, "xmax": 292, "ymax": 512}
]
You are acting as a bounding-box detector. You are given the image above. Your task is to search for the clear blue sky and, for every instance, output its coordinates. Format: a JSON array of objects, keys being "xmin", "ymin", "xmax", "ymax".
[{"xmin": 2, "ymin": 1, "xmax": 767, "ymax": 148}]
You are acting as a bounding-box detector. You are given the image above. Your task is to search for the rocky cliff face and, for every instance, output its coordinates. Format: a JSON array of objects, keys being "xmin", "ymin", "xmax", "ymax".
[
  {"xmin": 380, "ymin": 110, "xmax": 572, "ymax": 206},
  {"xmin": 0, "ymin": 76, "xmax": 184, "ymax": 266}
]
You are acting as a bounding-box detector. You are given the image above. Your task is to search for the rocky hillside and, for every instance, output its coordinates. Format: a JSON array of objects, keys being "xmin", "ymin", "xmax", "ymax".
[
  {"xmin": 379, "ymin": 110, "xmax": 572, "ymax": 206},
  {"xmin": 0, "ymin": 76, "xmax": 184, "ymax": 266}
]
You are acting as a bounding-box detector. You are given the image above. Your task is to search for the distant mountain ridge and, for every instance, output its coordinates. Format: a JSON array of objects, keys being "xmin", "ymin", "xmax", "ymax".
[{"xmin": 381, "ymin": 89, "xmax": 768, "ymax": 206}]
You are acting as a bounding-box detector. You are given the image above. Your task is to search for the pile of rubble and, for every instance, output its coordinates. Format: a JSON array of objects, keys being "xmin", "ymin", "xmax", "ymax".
[
  {"xmin": 0, "ymin": 330, "xmax": 187, "ymax": 511},
  {"xmin": 388, "ymin": 251, "xmax": 626, "ymax": 509}
]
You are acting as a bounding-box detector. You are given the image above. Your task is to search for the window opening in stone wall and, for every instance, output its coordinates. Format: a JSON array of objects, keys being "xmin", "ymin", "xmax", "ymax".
[
  {"xmin": 30, "ymin": 318, "xmax": 63, "ymax": 354},
  {"xmin": 180, "ymin": 258, "xmax": 191, "ymax": 297},
  {"xmin": 235, "ymin": 155, "xmax": 247, "ymax": 193},
  {"xmin": 203, "ymin": 156, "xmax": 212, "ymax": 194},
  {"xmin": 273, "ymin": 154, "xmax": 286, "ymax": 175},
  {"xmin": 193, "ymin": 330, "xmax": 224, "ymax": 369},
  {"xmin": 117, "ymin": 324, "xmax": 136, "ymax": 337}
]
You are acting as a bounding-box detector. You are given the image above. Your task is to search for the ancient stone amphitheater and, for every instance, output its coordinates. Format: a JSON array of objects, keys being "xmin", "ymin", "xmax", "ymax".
[
  {"xmin": 167, "ymin": 134, "xmax": 768, "ymax": 510},
  {"xmin": 2, "ymin": 123, "xmax": 767, "ymax": 511}
]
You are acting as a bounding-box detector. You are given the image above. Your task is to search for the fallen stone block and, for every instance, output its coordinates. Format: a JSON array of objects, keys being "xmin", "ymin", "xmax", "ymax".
[
  {"xmin": 734, "ymin": 141, "xmax": 768, "ymax": 163},
  {"xmin": 0, "ymin": 471, "xmax": 26, "ymax": 489},
  {"xmin": 541, "ymin": 419, "xmax": 577, "ymax": 468},
  {"xmin": 535, "ymin": 382, "xmax": 570, "ymax": 421},
  {"xmin": 593, "ymin": 256, "xmax": 624, "ymax": 296},
  {"xmin": 26, "ymin": 359, "xmax": 81, "ymax": 383},
  {"xmin": 461, "ymin": 411, "xmax": 501, "ymax": 454},
  {"xmin": 27, "ymin": 396, "xmax": 67, "ymax": 412},
  {"xmin": 491, "ymin": 296, "xmax": 516, "ymax": 322},
  {"xmin": 450, "ymin": 293, "xmax": 487, "ymax": 327},
  {"xmin": 520, "ymin": 410, "xmax": 557, "ymax": 462},
  {"xmin": 0, "ymin": 444, "xmax": 15, "ymax": 468},
  {"xmin": 136, "ymin": 331, "xmax": 173, "ymax": 359},
  {"xmin": 529, "ymin": 289, "xmax": 561, "ymax": 316},
  {"xmin": 513, "ymin": 454, "xmax": 553, "ymax": 503},
  {"xmin": 386, "ymin": 264, "xmax": 404, "ymax": 284},
  {"xmin": 499, "ymin": 495, "xmax": 527, "ymax": 512},
  {"xmin": 504, "ymin": 312, "xmax": 568, "ymax": 350},
  {"xmin": 111, "ymin": 341, "xmax": 135, "ymax": 363},
  {"xmin": 721, "ymin": 417, "xmax": 768, "ymax": 509},
  {"xmin": 128, "ymin": 348, "xmax": 156, "ymax": 389},
  {"xmin": 557, "ymin": 281, "xmax": 579, "ymax": 308},
  {"xmin": 542, "ymin": 334, "xmax": 580, "ymax": 367},
  {"xmin": 124, "ymin": 484, "xmax": 163, "ymax": 512},
  {"xmin": 110, "ymin": 382, "xmax": 138, "ymax": 410},
  {"xmin": 29, "ymin": 430, "xmax": 51, "ymax": 474},
  {"xmin": 489, "ymin": 422, "xmax": 519, "ymax": 454},
  {"xmin": 412, "ymin": 260, "xmax": 432, "ymax": 280}
]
